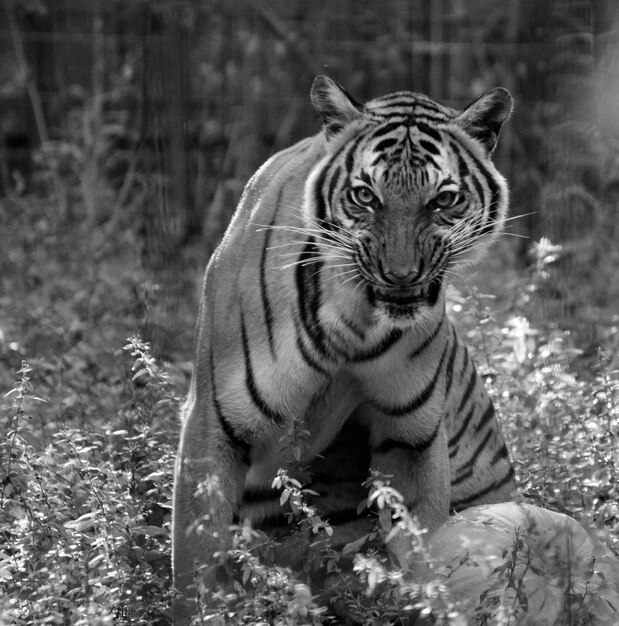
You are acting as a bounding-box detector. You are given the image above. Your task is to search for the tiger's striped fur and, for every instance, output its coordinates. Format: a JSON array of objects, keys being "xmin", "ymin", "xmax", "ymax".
[{"xmin": 173, "ymin": 76, "xmax": 516, "ymax": 619}]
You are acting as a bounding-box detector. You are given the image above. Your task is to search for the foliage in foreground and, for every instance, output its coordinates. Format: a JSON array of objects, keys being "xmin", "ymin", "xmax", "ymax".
[{"xmin": 0, "ymin": 199, "xmax": 618, "ymax": 624}]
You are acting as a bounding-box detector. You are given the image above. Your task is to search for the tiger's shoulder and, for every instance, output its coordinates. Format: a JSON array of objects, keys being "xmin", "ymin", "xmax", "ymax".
[{"xmin": 220, "ymin": 136, "xmax": 325, "ymax": 249}]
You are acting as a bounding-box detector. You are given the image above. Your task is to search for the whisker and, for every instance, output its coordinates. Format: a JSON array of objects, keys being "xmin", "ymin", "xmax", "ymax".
[
  {"xmin": 273, "ymin": 254, "xmax": 353, "ymax": 270},
  {"xmin": 446, "ymin": 211, "xmax": 535, "ymax": 244},
  {"xmin": 450, "ymin": 241, "xmax": 499, "ymax": 257},
  {"xmin": 275, "ymin": 250, "xmax": 351, "ymax": 261},
  {"xmin": 340, "ymin": 273, "xmax": 364, "ymax": 288},
  {"xmin": 322, "ymin": 269, "xmax": 360, "ymax": 284},
  {"xmin": 259, "ymin": 218, "xmax": 357, "ymax": 243},
  {"xmin": 274, "ymin": 260, "xmax": 324, "ymax": 270}
]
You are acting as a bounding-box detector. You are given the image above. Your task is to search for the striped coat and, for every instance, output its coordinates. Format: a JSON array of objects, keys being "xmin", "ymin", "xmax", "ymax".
[{"xmin": 173, "ymin": 76, "xmax": 516, "ymax": 620}]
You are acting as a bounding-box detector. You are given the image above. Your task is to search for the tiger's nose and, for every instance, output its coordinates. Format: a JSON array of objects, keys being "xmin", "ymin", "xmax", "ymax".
[{"xmin": 384, "ymin": 262, "xmax": 423, "ymax": 285}]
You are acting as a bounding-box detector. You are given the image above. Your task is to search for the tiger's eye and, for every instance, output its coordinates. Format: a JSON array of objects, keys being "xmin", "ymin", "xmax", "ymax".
[
  {"xmin": 350, "ymin": 186, "xmax": 377, "ymax": 207},
  {"xmin": 432, "ymin": 190, "xmax": 460, "ymax": 211}
]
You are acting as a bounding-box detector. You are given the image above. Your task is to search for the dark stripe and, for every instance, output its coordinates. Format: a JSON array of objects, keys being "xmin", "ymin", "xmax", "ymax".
[
  {"xmin": 444, "ymin": 327, "xmax": 460, "ymax": 394},
  {"xmin": 326, "ymin": 165, "xmax": 342, "ymax": 211},
  {"xmin": 372, "ymin": 96, "xmax": 417, "ymax": 109},
  {"xmin": 408, "ymin": 311, "xmax": 445, "ymax": 359},
  {"xmin": 424, "ymin": 154, "xmax": 440, "ymax": 170},
  {"xmin": 449, "ymin": 135, "xmax": 502, "ymax": 234},
  {"xmin": 450, "ymin": 467, "xmax": 473, "ymax": 487},
  {"xmin": 417, "ymin": 122, "xmax": 443, "ymax": 143},
  {"xmin": 240, "ymin": 310, "xmax": 287, "ymax": 425},
  {"xmin": 340, "ymin": 314, "xmax": 366, "ymax": 340},
  {"xmin": 373, "ymin": 420, "xmax": 441, "ymax": 455},
  {"xmin": 345, "ymin": 133, "xmax": 367, "ymax": 172},
  {"xmin": 448, "ymin": 404, "xmax": 476, "ymax": 449},
  {"xmin": 242, "ymin": 486, "xmax": 279, "ymax": 504},
  {"xmin": 210, "ymin": 351, "xmax": 251, "ymax": 464},
  {"xmin": 416, "ymin": 112, "xmax": 452, "ymax": 124},
  {"xmin": 474, "ymin": 401, "xmax": 496, "ymax": 432},
  {"xmin": 451, "ymin": 429, "xmax": 493, "ymax": 485},
  {"xmin": 455, "ymin": 148, "xmax": 470, "ymax": 180},
  {"xmin": 295, "ymin": 239, "xmax": 334, "ymax": 360},
  {"xmin": 259, "ymin": 191, "xmax": 283, "ymax": 359},
  {"xmin": 374, "ymin": 137, "xmax": 399, "ymax": 153},
  {"xmin": 371, "ymin": 121, "xmax": 404, "ymax": 140},
  {"xmin": 358, "ymin": 170, "xmax": 373, "ymax": 186},
  {"xmin": 490, "ymin": 442, "xmax": 510, "ymax": 466},
  {"xmin": 455, "ymin": 367, "xmax": 477, "ymax": 415},
  {"xmin": 371, "ymin": 341, "xmax": 449, "ymax": 417},
  {"xmin": 326, "ymin": 508, "xmax": 365, "ymax": 526},
  {"xmin": 460, "ymin": 142, "xmax": 501, "ymax": 232},
  {"xmin": 258, "ymin": 512, "xmax": 291, "ymax": 531},
  {"xmin": 459, "ymin": 346, "xmax": 470, "ymax": 381},
  {"xmin": 295, "ymin": 324, "xmax": 330, "ymax": 376},
  {"xmin": 450, "ymin": 467, "xmax": 515, "ymax": 511},
  {"xmin": 419, "ymin": 139, "xmax": 441, "ymax": 156},
  {"xmin": 349, "ymin": 328, "xmax": 403, "ymax": 362},
  {"xmin": 313, "ymin": 166, "xmax": 329, "ymax": 223},
  {"xmin": 449, "ymin": 140, "xmax": 484, "ymax": 203}
]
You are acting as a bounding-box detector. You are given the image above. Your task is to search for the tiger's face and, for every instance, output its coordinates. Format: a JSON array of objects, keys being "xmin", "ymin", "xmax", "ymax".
[{"xmin": 307, "ymin": 77, "xmax": 512, "ymax": 321}]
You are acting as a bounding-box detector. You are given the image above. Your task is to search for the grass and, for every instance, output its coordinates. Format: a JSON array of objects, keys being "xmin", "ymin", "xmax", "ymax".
[{"xmin": 0, "ymin": 191, "xmax": 617, "ymax": 625}]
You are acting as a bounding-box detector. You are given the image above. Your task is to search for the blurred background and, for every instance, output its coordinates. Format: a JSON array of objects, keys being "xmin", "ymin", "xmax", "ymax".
[
  {"xmin": 3, "ymin": 5, "xmax": 619, "ymax": 622},
  {"xmin": 1, "ymin": 0, "xmax": 618, "ymax": 362}
]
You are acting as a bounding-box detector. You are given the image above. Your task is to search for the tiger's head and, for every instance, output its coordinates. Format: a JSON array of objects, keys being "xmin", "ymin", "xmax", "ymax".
[{"xmin": 305, "ymin": 75, "xmax": 512, "ymax": 322}]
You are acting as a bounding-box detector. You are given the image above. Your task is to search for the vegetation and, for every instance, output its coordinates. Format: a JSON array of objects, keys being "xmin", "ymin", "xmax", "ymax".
[
  {"xmin": 1, "ymin": 1, "xmax": 618, "ymax": 624},
  {"xmin": 0, "ymin": 187, "xmax": 617, "ymax": 624}
]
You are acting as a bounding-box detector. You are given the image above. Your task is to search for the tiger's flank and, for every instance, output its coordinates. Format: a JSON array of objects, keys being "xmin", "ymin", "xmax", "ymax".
[{"xmin": 172, "ymin": 75, "xmax": 516, "ymax": 621}]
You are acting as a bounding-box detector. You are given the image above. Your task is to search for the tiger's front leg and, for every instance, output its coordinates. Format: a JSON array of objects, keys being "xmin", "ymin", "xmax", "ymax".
[
  {"xmin": 368, "ymin": 413, "xmax": 450, "ymax": 573},
  {"xmin": 172, "ymin": 393, "xmax": 249, "ymax": 623}
]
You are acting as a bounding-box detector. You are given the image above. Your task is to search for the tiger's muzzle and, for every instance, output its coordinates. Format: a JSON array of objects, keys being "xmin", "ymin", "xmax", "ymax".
[{"xmin": 370, "ymin": 275, "xmax": 443, "ymax": 315}]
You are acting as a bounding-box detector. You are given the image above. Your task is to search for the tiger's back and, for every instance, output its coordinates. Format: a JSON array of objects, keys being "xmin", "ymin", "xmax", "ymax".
[{"xmin": 173, "ymin": 76, "xmax": 516, "ymax": 620}]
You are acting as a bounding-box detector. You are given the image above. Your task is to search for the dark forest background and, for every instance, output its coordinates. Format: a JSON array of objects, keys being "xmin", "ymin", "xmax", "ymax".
[
  {"xmin": 1, "ymin": 1, "xmax": 619, "ymax": 624},
  {"xmin": 1, "ymin": 0, "xmax": 618, "ymax": 357}
]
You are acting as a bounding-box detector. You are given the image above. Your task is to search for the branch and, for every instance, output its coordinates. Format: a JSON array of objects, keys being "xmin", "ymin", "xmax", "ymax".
[
  {"xmin": 4, "ymin": 0, "xmax": 66, "ymax": 210},
  {"xmin": 254, "ymin": 5, "xmax": 322, "ymax": 78}
]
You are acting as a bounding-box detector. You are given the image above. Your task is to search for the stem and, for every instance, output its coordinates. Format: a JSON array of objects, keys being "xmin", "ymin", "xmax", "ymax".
[
  {"xmin": 3, "ymin": 361, "xmax": 30, "ymax": 489},
  {"xmin": 4, "ymin": 0, "xmax": 66, "ymax": 210}
]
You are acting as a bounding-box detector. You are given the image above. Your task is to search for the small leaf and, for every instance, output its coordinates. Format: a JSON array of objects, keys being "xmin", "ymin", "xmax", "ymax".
[
  {"xmin": 88, "ymin": 554, "xmax": 105, "ymax": 568},
  {"xmin": 367, "ymin": 570, "xmax": 378, "ymax": 594},
  {"xmin": 280, "ymin": 489, "xmax": 291, "ymax": 506},
  {"xmin": 378, "ymin": 508, "xmax": 392, "ymax": 531},
  {"xmin": 144, "ymin": 549, "xmax": 165, "ymax": 561},
  {"xmin": 142, "ymin": 471, "xmax": 165, "ymax": 482},
  {"xmin": 132, "ymin": 525, "xmax": 168, "ymax": 537},
  {"xmin": 342, "ymin": 534, "xmax": 370, "ymax": 555},
  {"xmin": 16, "ymin": 429, "xmax": 43, "ymax": 449},
  {"xmin": 242, "ymin": 566, "xmax": 251, "ymax": 586},
  {"xmin": 65, "ymin": 512, "xmax": 96, "ymax": 532}
]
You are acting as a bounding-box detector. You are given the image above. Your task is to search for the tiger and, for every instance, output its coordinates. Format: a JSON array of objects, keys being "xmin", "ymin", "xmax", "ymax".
[{"xmin": 172, "ymin": 75, "xmax": 516, "ymax": 620}]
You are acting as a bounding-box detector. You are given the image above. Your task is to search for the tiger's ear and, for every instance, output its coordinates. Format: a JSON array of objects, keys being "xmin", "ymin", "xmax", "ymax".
[
  {"xmin": 456, "ymin": 88, "xmax": 513, "ymax": 154},
  {"xmin": 311, "ymin": 75, "xmax": 363, "ymax": 140}
]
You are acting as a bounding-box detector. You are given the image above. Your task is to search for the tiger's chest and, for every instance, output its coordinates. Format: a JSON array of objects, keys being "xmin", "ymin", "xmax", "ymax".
[{"xmin": 241, "ymin": 312, "xmax": 447, "ymax": 485}]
